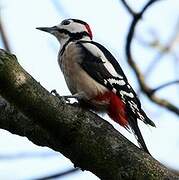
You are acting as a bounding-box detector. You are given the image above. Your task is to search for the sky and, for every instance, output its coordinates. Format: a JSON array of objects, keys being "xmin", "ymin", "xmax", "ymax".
[{"xmin": 0, "ymin": 0, "xmax": 179, "ymax": 179}]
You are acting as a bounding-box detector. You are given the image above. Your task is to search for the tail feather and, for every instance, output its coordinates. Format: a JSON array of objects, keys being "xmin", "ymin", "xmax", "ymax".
[
  {"xmin": 141, "ymin": 109, "xmax": 156, "ymax": 127},
  {"xmin": 95, "ymin": 91, "xmax": 151, "ymax": 155},
  {"xmin": 128, "ymin": 116, "xmax": 151, "ymax": 155},
  {"xmin": 108, "ymin": 93, "xmax": 151, "ymax": 154}
]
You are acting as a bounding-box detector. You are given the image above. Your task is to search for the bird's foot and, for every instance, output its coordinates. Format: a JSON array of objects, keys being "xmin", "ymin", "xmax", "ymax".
[{"xmin": 51, "ymin": 89, "xmax": 70, "ymax": 104}]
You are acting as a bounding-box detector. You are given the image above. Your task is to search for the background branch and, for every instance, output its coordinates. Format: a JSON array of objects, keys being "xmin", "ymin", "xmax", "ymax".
[
  {"xmin": 0, "ymin": 49, "xmax": 178, "ymax": 179},
  {"xmin": 121, "ymin": 0, "xmax": 179, "ymax": 116},
  {"xmin": 120, "ymin": 0, "xmax": 136, "ymax": 16},
  {"xmin": 151, "ymin": 80, "xmax": 179, "ymax": 94},
  {"xmin": 34, "ymin": 168, "xmax": 80, "ymax": 180}
]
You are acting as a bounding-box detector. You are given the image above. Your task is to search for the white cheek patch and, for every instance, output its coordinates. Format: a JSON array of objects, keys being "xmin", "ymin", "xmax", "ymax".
[
  {"xmin": 57, "ymin": 21, "xmax": 86, "ymax": 34},
  {"xmin": 82, "ymin": 43, "xmax": 123, "ymax": 78},
  {"xmin": 66, "ymin": 23, "xmax": 86, "ymax": 34}
]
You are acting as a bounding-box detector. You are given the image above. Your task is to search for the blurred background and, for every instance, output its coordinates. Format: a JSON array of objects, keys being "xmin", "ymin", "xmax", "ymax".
[{"xmin": 0, "ymin": 0, "xmax": 179, "ymax": 179}]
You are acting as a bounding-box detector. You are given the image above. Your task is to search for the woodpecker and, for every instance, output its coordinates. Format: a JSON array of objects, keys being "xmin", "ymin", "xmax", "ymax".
[{"xmin": 37, "ymin": 18, "xmax": 155, "ymax": 154}]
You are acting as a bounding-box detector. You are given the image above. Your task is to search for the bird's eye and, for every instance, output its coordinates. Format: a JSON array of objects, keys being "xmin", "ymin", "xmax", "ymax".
[{"xmin": 61, "ymin": 20, "xmax": 70, "ymax": 25}]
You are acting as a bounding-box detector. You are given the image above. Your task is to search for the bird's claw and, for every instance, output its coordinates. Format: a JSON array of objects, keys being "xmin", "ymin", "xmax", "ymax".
[
  {"xmin": 51, "ymin": 89, "xmax": 60, "ymax": 98},
  {"xmin": 51, "ymin": 89, "xmax": 70, "ymax": 104}
]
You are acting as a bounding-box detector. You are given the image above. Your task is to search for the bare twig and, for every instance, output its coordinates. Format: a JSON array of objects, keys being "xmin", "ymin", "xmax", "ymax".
[
  {"xmin": 151, "ymin": 80, "xmax": 179, "ymax": 94},
  {"xmin": 33, "ymin": 168, "xmax": 80, "ymax": 180},
  {"xmin": 120, "ymin": 0, "xmax": 136, "ymax": 16},
  {"xmin": 173, "ymin": 54, "xmax": 179, "ymax": 99},
  {"xmin": 123, "ymin": 0, "xmax": 179, "ymax": 115},
  {"xmin": 0, "ymin": 152, "xmax": 58, "ymax": 160},
  {"xmin": 144, "ymin": 52, "xmax": 166, "ymax": 77},
  {"xmin": 140, "ymin": 18, "xmax": 179, "ymax": 77}
]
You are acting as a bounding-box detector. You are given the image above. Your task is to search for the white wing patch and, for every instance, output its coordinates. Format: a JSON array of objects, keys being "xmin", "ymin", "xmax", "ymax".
[
  {"xmin": 82, "ymin": 43, "xmax": 123, "ymax": 78},
  {"xmin": 82, "ymin": 42, "xmax": 103, "ymax": 59}
]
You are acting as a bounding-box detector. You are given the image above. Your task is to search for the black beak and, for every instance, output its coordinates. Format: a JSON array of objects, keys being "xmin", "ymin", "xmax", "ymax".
[{"xmin": 36, "ymin": 26, "xmax": 59, "ymax": 33}]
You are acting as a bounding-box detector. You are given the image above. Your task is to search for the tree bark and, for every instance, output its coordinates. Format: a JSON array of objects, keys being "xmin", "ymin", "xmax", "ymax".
[{"xmin": 0, "ymin": 49, "xmax": 178, "ymax": 180}]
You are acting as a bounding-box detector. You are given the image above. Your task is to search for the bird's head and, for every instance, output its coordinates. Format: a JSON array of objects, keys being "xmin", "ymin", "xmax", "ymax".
[{"xmin": 37, "ymin": 19, "xmax": 93, "ymax": 46}]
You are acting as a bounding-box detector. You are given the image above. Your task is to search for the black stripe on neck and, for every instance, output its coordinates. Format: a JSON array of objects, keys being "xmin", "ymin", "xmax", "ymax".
[
  {"xmin": 60, "ymin": 34, "xmax": 88, "ymax": 55},
  {"xmin": 60, "ymin": 38, "xmax": 71, "ymax": 56},
  {"xmin": 59, "ymin": 29, "xmax": 90, "ymax": 56},
  {"xmin": 71, "ymin": 31, "xmax": 90, "ymax": 40},
  {"xmin": 58, "ymin": 28, "xmax": 90, "ymax": 40}
]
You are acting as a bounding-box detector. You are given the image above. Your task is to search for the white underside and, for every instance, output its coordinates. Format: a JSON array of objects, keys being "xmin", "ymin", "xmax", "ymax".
[{"xmin": 59, "ymin": 42, "xmax": 109, "ymax": 108}]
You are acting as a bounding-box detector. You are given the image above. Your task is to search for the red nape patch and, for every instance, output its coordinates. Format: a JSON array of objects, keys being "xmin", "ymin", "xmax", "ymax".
[
  {"xmin": 95, "ymin": 92, "xmax": 128, "ymax": 127},
  {"xmin": 85, "ymin": 24, "xmax": 93, "ymax": 40}
]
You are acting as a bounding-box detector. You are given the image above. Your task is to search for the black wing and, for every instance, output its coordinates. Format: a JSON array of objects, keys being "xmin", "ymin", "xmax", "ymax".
[
  {"xmin": 77, "ymin": 40, "xmax": 155, "ymax": 126},
  {"xmin": 80, "ymin": 41, "xmax": 128, "ymax": 81}
]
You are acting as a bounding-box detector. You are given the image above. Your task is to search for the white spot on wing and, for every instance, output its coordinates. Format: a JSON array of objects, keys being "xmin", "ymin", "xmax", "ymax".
[
  {"xmin": 137, "ymin": 112, "xmax": 145, "ymax": 120},
  {"xmin": 120, "ymin": 90, "xmax": 134, "ymax": 99},
  {"xmin": 128, "ymin": 101, "xmax": 145, "ymax": 120},
  {"xmin": 108, "ymin": 78, "xmax": 126, "ymax": 86},
  {"xmin": 128, "ymin": 101, "xmax": 136, "ymax": 113},
  {"xmin": 104, "ymin": 79, "xmax": 108, "ymax": 85},
  {"xmin": 130, "ymin": 101, "xmax": 139, "ymax": 111},
  {"xmin": 128, "ymin": 100, "xmax": 139, "ymax": 113}
]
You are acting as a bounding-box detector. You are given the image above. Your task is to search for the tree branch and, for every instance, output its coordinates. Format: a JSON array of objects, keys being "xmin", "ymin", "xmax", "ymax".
[
  {"xmin": 0, "ymin": 49, "xmax": 178, "ymax": 179},
  {"xmin": 123, "ymin": 0, "xmax": 179, "ymax": 116},
  {"xmin": 151, "ymin": 80, "xmax": 179, "ymax": 94},
  {"xmin": 120, "ymin": 0, "xmax": 136, "ymax": 16}
]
